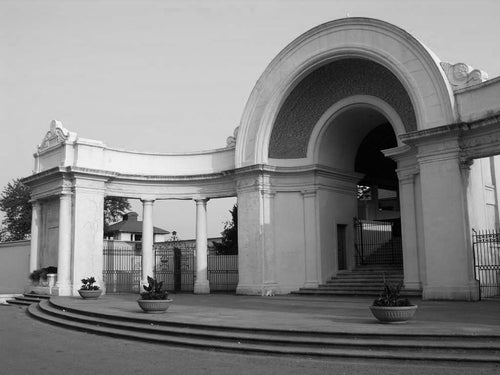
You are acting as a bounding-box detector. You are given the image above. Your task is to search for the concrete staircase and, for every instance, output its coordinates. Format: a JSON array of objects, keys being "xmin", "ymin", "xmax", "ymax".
[
  {"xmin": 293, "ymin": 265, "xmax": 421, "ymax": 297},
  {"xmin": 7, "ymin": 293, "xmax": 51, "ymax": 306},
  {"xmin": 27, "ymin": 298, "xmax": 500, "ymax": 363}
]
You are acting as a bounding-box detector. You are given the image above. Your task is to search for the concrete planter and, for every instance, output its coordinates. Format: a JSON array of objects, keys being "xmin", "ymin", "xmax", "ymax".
[
  {"xmin": 137, "ymin": 299, "xmax": 173, "ymax": 313},
  {"xmin": 369, "ymin": 305, "xmax": 418, "ymax": 323},
  {"xmin": 78, "ymin": 289, "xmax": 102, "ymax": 299}
]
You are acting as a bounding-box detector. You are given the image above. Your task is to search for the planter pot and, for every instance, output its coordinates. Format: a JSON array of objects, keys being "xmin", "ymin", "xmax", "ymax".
[
  {"xmin": 78, "ymin": 289, "xmax": 102, "ymax": 299},
  {"xmin": 137, "ymin": 299, "xmax": 173, "ymax": 313},
  {"xmin": 369, "ymin": 305, "xmax": 418, "ymax": 323}
]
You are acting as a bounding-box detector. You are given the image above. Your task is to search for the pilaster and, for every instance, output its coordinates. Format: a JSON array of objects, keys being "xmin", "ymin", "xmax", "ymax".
[
  {"xmin": 235, "ymin": 170, "xmax": 277, "ymax": 295},
  {"xmin": 302, "ymin": 190, "xmax": 320, "ymax": 288},
  {"xmin": 417, "ymin": 139, "xmax": 479, "ymax": 300},
  {"xmin": 29, "ymin": 200, "xmax": 42, "ymax": 272},
  {"xmin": 54, "ymin": 192, "xmax": 73, "ymax": 296},
  {"xmin": 71, "ymin": 177, "xmax": 106, "ymax": 295}
]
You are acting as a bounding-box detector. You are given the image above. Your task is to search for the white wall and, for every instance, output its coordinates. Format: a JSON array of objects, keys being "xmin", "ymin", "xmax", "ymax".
[{"xmin": 0, "ymin": 240, "xmax": 30, "ymax": 294}]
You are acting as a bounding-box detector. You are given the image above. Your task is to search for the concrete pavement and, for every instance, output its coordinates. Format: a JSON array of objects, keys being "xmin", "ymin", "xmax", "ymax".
[{"xmin": 47, "ymin": 293, "xmax": 500, "ymax": 336}]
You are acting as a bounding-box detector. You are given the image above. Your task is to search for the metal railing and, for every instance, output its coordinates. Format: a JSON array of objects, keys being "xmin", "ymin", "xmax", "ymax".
[
  {"xmin": 354, "ymin": 219, "xmax": 402, "ymax": 266},
  {"xmin": 472, "ymin": 229, "xmax": 500, "ymax": 299},
  {"xmin": 103, "ymin": 240, "xmax": 238, "ymax": 293}
]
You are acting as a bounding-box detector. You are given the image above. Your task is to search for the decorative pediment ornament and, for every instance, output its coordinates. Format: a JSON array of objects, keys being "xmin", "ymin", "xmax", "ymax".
[
  {"xmin": 440, "ymin": 62, "xmax": 488, "ymax": 89},
  {"xmin": 225, "ymin": 126, "xmax": 240, "ymax": 148},
  {"xmin": 38, "ymin": 120, "xmax": 76, "ymax": 151}
]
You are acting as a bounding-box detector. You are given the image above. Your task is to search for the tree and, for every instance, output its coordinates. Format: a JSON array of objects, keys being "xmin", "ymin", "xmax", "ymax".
[
  {"xmin": 103, "ymin": 196, "xmax": 131, "ymax": 225},
  {"xmin": 0, "ymin": 178, "xmax": 131, "ymax": 241},
  {"xmin": 0, "ymin": 179, "xmax": 32, "ymax": 241},
  {"xmin": 213, "ymin": 204, "xmax": 238, "ymax": 255}
]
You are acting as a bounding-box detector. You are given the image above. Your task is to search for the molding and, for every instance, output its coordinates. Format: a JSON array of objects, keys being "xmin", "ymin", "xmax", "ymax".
[
  {"xmin": 38, "ymin": 120, "xmax": 77, "ymax": 153},
  {"xmin": 440, "ymin": 62, "xmax": 488, "ymax": 90}
]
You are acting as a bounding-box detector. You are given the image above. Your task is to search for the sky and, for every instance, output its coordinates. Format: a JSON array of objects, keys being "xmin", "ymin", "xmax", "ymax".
[{"xmin": 1, "ymin": 0, "xmax": 499, "ymax": 238}]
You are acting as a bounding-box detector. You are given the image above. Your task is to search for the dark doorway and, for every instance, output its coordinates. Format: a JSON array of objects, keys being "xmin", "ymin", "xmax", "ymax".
[{"xmin": 337, "ymin": 224, "xmax": 347, "ymax": 270}]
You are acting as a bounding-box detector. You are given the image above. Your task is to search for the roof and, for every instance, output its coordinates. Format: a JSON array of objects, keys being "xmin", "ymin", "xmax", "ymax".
[{"xmin": 104, "ymin": 212, "xmax": 169, "ymax": 235}]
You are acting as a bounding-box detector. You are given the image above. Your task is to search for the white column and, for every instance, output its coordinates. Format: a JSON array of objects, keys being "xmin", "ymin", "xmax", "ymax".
[
  {"xmin": 55, "ymin": 193, "xmax": 72, "ymax": 296},
  {"xmin": 141, "ymin": 198, "xmax": 155, "ymax": 288},
  {"xmin": 29, "ymin": 200, "xmax": 41, "ymax": 273},
  {"xmin": 194, "ymin": 198, "xmax": 210, "ymax": 294}
]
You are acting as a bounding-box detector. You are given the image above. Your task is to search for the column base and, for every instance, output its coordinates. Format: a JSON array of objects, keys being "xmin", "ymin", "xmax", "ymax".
[
  {"xmin": 236, "ymin": 284, "xmax": 261, "ymax": 295},
  {"xmin": 52, "ymin": 283, "xmax": 73, "ymax": 296},
  {"xmin": 303, "ymin": 281, "xmax": 320, "ymax": 288},
  {"xmin": 422, "ymin": 280, "xmax": 480, "ymax": 301},
  {"xmin": 403, "ymin": 280, "xmax": 422, "ymax": 290},
  {"xmin": 194, "ymin": 280, "xmax": 210, "ymax": 294}
]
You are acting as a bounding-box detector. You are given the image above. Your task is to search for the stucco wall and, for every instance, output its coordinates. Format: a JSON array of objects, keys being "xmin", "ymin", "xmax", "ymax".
[
  {"xmin": 0, "ymin": 240, "xmax": 30, "ymax": 294},
  {"xmin": 318, "ymin": 189, "xmax": 357, "ymax": 279},
  {"xmin": 274, "ymin": 192, "xmax": 306, "ymax": 290}
]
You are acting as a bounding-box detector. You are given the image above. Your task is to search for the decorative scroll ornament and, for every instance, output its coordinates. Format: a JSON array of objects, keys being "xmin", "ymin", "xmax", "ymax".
[
  {"xmin": 226, "ymin": 126, "xmax": 239, "ymax": 148},
  {"xmin": 38, "ymin": 120, "xmax": 76, "ymax": 151},
  {"xmin": 440, "ymin": 62, "xmax": 488, "ymax": 89}
]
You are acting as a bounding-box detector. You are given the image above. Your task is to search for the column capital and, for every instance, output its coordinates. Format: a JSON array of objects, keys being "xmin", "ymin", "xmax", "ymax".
[
  {"xmin": 140, "ymin": 197, "xmax": 156, "ymax": 204},
  {"xmin": 194, "ymin": 197, "xmax": 210, "ymax": 204},
  {"xmin": 29, "ymin": 198, "xmax": 41, "ymax": 206},
  {"xmin": 396, "ymin": 166, "xmax": 419, "ymax": 184},
  {"xmin": 301, "ymin": 189, "xmax": 317, "ymax": 198}
]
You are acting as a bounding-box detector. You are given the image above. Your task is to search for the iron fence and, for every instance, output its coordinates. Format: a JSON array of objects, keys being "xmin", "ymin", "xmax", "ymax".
[
  {"xmin": 103, "ymin": 240, "xmax": 238, "ymax": 293},
  {"xmin": 103, "ymin": 242, "xmax": 142, "ymax": 293},
  {"xmin": 472, "ymin": 229, "xmax": 500, "ymax": 299},
  {"xmin": 208, "ymin": 253, "xmax": 238, "ymax": 292},
  {"xmin": 154, "ymin": 243, "xmax": 195, "ymax": 292},
  {"xmin": 354, "ymin": 219, "xmax": 402, "ymax": 266}
]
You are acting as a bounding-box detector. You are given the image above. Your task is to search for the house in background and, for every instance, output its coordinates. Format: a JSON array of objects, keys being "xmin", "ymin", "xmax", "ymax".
[{"xmin": 104, "ymin": 212, "xmax": 170, "ymax": 242}]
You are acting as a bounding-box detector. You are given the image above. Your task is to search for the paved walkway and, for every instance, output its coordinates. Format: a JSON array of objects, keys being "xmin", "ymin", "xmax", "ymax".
[
  {"xmin": 3, "ymin": 300, "xmax": 500, "ymax": 375},
  {"xmin": 51, "ymin": 293, "xmax": 500, "ymax": 336}
]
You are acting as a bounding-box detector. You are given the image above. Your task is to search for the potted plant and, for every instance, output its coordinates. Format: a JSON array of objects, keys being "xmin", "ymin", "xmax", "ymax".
[
  {"xmin": 137, "ymin": 276, "xmax": 172, "ymax": 313},
  {"xmin": 369, "ymin": 279, "xmax": 418, "ymax": 323},
  {"xmin": 78, "ymin": 277, "xmax": 102, "ymax": 299},
  {"xmin": 29, "ymin": 266, "xmax": 57, "ymax": 286}
]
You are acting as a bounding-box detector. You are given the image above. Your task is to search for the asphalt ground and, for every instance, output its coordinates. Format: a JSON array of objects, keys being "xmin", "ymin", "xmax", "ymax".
[{"xmin": 1, "ymin": 294, "xmax": 499, "ymax": 375}]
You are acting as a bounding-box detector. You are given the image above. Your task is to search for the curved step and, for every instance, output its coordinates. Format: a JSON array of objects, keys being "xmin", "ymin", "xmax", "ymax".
[{"xmin": 27, "ymin": 300, "xmax": 500, "ymax": 363}]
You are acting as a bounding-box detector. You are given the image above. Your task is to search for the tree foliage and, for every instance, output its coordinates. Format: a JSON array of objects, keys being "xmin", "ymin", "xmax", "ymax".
[
  {"xmin": 103, "ymin": 196, "xmax": 131, "ymax": 225},
  {"xmin": 213, "ymin": 204, "xmax": 238, "ymax": 255},
  {"xmin": 0, "ymin": 178, "xmax": 131, "ymax": 241},
  {"xmin": 0, "ymin": 179, "xmax": 32, "ymax": 241}
]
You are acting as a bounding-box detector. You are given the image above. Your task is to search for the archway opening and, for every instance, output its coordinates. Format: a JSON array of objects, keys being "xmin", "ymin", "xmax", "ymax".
[
  {"xmin": 354, "ymin": 122, "xmax": 402, "ymax": 267},
  {"xmin": 316, "ymin": 105, "xmax": 402, "ymax": 269}
]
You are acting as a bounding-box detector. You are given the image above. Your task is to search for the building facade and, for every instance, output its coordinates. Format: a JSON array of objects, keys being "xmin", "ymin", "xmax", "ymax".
[{"xmin": 23, "ymin": 18, "xmax": 500, "ymax": 300}]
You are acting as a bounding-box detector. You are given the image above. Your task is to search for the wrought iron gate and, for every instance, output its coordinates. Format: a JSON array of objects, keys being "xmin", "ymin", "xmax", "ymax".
[
  {"xmin": 103, "ymin": 243, "xmax": 142, "ymax": 293},
  {"xmin": 354, "ymin": 219, "xmax": 402, "ymax": 266},
  {"xmin": 472, "ymin": 229, "xmax": 500, "ymax": 299},
  {"xmin": 154, "ymin": 244, "xmax": 195, "ymax": 292},
  {"xmin": 103, "ymin": 241, "xmax": 238, "ymax": 293}
]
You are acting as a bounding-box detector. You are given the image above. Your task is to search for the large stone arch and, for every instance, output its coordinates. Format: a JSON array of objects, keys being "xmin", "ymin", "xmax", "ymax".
[{"xmin": 235, "ymin": 17, "xmax": 456, "ymax": 168}]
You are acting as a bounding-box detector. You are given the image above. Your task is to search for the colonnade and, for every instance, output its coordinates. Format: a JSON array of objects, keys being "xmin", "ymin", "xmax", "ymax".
[{"xmin": 29, "ymin": 194, "xmax": 215, "ymax": 295}]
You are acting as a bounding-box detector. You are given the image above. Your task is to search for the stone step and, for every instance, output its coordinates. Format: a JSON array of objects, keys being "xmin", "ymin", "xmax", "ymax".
[
  {"xmin": 326, "ymin": 278, "xmax": 402, "ymax": 283},
  {"xmin": 292, "ymin": 289, "xmax": 422, "ymax": 297},
  {"xmin": 27, "ymin": 300, "xmax": 500, "ymax": 363},
  {"xmin": 24, "ymin": 293, "xmax": 51, "ymax": 299},
  {"xmin": 6, "ymin": 293, "xmax": 51, "ymax": 306}
]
